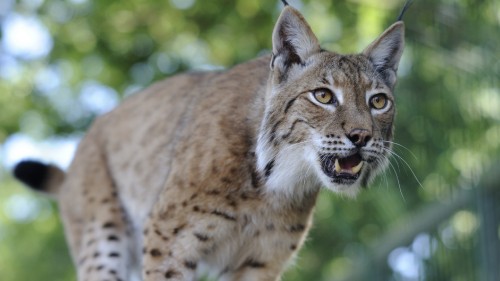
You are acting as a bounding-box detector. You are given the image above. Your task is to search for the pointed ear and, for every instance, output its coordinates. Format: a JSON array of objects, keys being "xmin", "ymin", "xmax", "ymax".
[
  {"xmin": 271, "ymin": 6, "xmax": 320, "ymax": 71},
  {"xmin": 363, "ymin": 22, "xmax": 405, "ymax": 88}
]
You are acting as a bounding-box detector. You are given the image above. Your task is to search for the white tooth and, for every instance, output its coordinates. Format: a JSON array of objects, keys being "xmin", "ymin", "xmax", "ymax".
[
  {"xmin": 351, "ymin": 161, "xmax": 364, "ymax": 174},
  {"xmin": 334, "ymin": 158, "xmax": 341, "ymax": 173}
]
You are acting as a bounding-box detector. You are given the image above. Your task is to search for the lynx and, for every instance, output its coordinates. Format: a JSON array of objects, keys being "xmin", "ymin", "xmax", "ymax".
[{"xmin": 14, "ymin": 2, "xmax": 407, "ymax": 281}]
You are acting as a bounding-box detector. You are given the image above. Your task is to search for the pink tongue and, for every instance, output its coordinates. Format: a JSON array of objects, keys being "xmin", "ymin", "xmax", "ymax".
[{"xmin": 339, "ymin": 154, "xmax": 362, "ymax": 170}]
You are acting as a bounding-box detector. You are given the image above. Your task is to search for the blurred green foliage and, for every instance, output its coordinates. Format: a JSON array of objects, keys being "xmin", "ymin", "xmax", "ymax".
[{"xmin": 0, "ymin": 0, "xmax": 498, "ymax": 280}]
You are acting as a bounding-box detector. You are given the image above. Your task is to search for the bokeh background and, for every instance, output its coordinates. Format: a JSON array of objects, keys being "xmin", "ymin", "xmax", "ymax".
[{"xmin": 0, "ymin": 0, "xmax": 499, "ymax": 280}]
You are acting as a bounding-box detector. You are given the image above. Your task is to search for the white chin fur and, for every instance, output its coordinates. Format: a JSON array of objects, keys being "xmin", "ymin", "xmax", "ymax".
[
  {"xmin": 320, "ymin": 158, "xmax": 390, "ymax": 198},
  {"xmin": 313, "ymin": 163, "xmax": 363, "ymax": 199},
  {"xmin": 322, "ymin": 181, "xmax": 362, "ymax": 199}
]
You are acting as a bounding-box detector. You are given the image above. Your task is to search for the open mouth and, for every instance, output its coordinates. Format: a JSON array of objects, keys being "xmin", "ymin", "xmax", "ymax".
[{"xmin": 320, "ymin": 153, "xmax": 364, "ymax": 184}]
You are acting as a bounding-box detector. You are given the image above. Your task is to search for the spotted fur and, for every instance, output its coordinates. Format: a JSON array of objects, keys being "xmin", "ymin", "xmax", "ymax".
[{"xmin": 13, "ymin": 5, "xmax": 405, "ymax": 281}]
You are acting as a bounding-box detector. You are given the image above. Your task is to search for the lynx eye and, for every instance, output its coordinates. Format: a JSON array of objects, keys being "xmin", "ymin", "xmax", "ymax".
[
  {"xmin": 369, "ymin": 94, "xmax": 388, "ymax": 110},
  {"xmin": 313, "ymin": 89, "xmax": 337, "ymax": 105}
]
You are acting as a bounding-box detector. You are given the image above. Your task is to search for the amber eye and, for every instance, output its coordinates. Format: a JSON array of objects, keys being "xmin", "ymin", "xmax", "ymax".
[
  {"xmin": 369, "ymin": 94, "xmax": 388, "ymax": 110},
  {"xmin": 313, "ymin": 89, "xmax": 337, "ymax": 105}
]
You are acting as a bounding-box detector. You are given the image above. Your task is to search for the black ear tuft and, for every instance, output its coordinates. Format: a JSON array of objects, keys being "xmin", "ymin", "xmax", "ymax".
[
  {"xmin": 13, "ymin": 160, "xmax": 49, "ymax": 191},
  {"xmin": 281, "ymin": 0, "xmax": 289, "ymax": 6},
  {"xmin": 396, "ymin": 0, "xmax": 413, "ymax": 21}
]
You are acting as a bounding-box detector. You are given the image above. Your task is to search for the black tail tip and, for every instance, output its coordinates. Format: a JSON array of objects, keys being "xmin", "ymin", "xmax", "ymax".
[{"xmin": 13, "ymin": 160, "xmax": 49, "ymax": 190}]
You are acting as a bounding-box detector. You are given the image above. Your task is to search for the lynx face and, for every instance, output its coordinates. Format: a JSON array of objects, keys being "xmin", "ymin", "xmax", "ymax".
[
  {"xmin": 257, "ymin": 6, "xmax": 404, "ymax": 198},
  {"xmin": 274, "ymin": 53, "xmax": 395, "ymax": 198}
]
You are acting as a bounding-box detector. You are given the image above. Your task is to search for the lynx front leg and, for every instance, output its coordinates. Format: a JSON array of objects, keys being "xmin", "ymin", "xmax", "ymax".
[
  {"xmin": 141, "ymin": 217, "xmax": 206, "ymax": 281},
  {"xmin": 142, "ymin": 239, "xmax": 198, "ymax": 281},
  {"xmin": 221, "ymin": 249, "xmax": 292, "ymax": 281},
  {"xmin": 226, "ymin": 268, "xmax": 282, "ymax": 281},
  {"xmin": 141, "ymin": 200, "xmax": 238, "ymax": 281},
  {"xmin": 221, "ymin": 220, "xmax": 311, "ymax": 281}
]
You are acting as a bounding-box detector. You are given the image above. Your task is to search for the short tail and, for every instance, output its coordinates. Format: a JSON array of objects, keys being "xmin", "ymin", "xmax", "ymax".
[{"xmin": 13, "ymin": 160, "xmax": 65, "ymax": 197}]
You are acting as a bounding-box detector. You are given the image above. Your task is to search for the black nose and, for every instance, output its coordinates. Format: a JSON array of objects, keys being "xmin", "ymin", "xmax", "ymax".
[{"xmin": 347, "ymin": 129, "xmax": 372, "ymax": 147}]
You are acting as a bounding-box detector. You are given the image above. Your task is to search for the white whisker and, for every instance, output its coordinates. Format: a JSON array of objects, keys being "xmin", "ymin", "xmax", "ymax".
[
  {"xmin": 374, "ymin": 156, "xmax": 390, "ymax": 192},
  {"xmin": 382, "ymin": 140, "xmax": 418, "ymax": 161},
  {"xmin": 386, "ymin": 157, "xmax": 405, "ymax": 202},
  {"xmin": 384, "ymin": 148, "xmax": 402, "ymax": 172},
  {"xmin": 380, "ymin": 146, "xmax": 424, "ymax": 189}
]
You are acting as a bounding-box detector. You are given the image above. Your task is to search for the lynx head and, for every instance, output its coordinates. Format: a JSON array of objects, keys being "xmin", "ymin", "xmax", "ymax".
[{"xmin": 256, "ymin": 6, "xmax": 404, "ymax": 199}]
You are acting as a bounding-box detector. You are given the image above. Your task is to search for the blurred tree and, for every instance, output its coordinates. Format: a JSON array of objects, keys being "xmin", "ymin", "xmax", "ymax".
[{"xmin": 0, "ymin": 0, "xmax": 498, "ymax": 280}]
